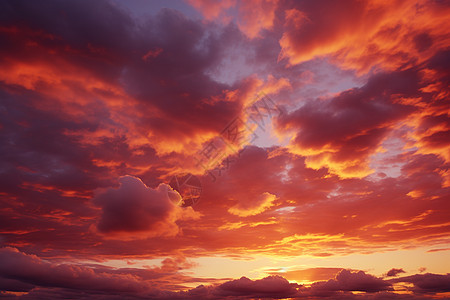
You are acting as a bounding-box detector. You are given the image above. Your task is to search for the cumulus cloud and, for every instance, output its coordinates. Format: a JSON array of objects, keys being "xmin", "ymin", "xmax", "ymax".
[
  {"xmin": 93, "ymin": 176, "xmax": 200, "ymax": 239},
  {"xmin": 1, "ymin": 251, "xmax": 448, "ymax": 300},
  {"xmin": 309, "ymin": 269, "xmax": 392, "ymax": 294},
  {"xmin": 215, "ymin": 275, "xmax": 300, "ymax": 298}
]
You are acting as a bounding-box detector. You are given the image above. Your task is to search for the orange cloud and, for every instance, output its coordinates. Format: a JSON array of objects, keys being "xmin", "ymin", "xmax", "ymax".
[
  {"xmin": 188, "ymin": 0, "xmax": 236, "ymax": 20},
  {"xmin": 1, "ymin": 3, "xmax": 449, "ymax": 296},
  {"xmin": 279, "ymin": 0, "xmax": 450, "ymax": 74},
  {"xmin": 189, "ymin": 0, "xmax": 279, "ymax": 38},
  {"xmin": 236, "ymin": 0, "xmax": 279, "ymax": 38},
  {"xmin": 228, "ymin": 192, "xmax": 277, "ymax": 217}
]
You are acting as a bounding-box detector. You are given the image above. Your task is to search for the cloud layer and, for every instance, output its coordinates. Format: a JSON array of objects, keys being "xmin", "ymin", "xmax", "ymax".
[
  {"xmin": 0, "ymin": 0, "xmax": 449, "ymax": 299},
  {"xmin": 1, "ymin": 248, "xmax": 448, "ymax": 299}
]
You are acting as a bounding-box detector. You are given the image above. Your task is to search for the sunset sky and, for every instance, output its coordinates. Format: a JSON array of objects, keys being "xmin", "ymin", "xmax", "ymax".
[{"xmin": 1, "ymin": 0, "xmax": 450, "ymax": 299}]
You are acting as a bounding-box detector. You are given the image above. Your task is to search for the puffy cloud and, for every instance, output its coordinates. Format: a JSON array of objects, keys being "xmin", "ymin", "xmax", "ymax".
[
  {"xmin": 309, "ymin": 269, "xmax": 392, "ymax": 294},
  {"xmin": 386, "ymin": 268, "xmax": 406, "ymax": 277},
  {"xmin": 0, "ymin": 247, "xmax": 208, "ymax": 298},
  {"xmin": 1, "ymin": 248, "xmax": 449, "ymax": 299},
  {"xmin": 93, "ymin": 176, "xmax": 200, "ymax": 239},
  {"xmin": 214, "ymin": 275, "xmax": 300, "ymax": 298}
]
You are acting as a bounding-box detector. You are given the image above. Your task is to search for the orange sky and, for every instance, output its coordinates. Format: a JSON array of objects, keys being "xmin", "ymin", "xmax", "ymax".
[{"xmin": 0, "ymin": 0, "xmax": 449, "ymax": 299}]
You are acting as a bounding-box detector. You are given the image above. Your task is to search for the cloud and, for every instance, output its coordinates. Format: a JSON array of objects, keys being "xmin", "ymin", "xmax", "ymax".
[
  {"xmin": 0, "ymin": 277, "xmax": 34, "ymax": 293},
  {"xmin": 215, "ymin": 275, "xmax": 300, "ymax": 298},
  {"xmin": 0, "ymin": 0, "xmax": 248, "ymax": 161},
  {"xmin": 93, "ymin": 176, "xmax": 200, "ymax": 239},
  {"xmin": 1, "ymin": 249, "xmax": 448, "ymax": 299},
  {"xmin": 386, "ymin": 268, "xmax": 406, "ymax": 277},
  {"xmin": 228, "ymin": 191, "xmax": 277, "ymax": 217},
  {"xmin": 0, "ymin": 248, "xmax": 298, "ymax": 299},
  {"xmin": 390, "ymin": 273, "xmax": 450, "ymax": 294},
  {"xmin": 278, "ymin": 0, "xmax": 450, "ymax": 73},
  {"xmin": 0, "ymin": 247, "xmax": 206, "ymax": 298},
  {"xmin": 188, "ymin": 0, "xmax": 279, "ymax": 38},
  {"xmin": 0, "ymin": 247, "xmax": 153, "ymax": 294},
  {"xmin": 277, "ymin": 69, "xmax": 418, "ymax": 178},
  {"xmin": 309, "ymin": 269, "xmax": 392, "ymax": 294},
  {"xmin": 0, "ymin": 1, "xmax": 449, "ymax": 298}
]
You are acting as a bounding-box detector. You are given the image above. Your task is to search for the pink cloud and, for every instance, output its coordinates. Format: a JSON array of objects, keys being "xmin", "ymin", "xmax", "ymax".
[{"xmin": 93, "ymin": 176, "xmax": 200, "ymax": 239}]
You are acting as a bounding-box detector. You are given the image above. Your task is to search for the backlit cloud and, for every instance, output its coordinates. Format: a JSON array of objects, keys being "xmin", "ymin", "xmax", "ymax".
[{"xmin": 93, "ymin": 176, "xmax": 200, "ymax": 239}]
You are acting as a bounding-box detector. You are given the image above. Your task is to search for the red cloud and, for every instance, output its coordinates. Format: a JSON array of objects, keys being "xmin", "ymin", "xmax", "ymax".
[
  {"xmin": 93, "ymin": 176, "xmax": 200, "ymax": 239},
  {"xmin": 278, "ymin": 0, "xmax": 450, "ymax": 73}
]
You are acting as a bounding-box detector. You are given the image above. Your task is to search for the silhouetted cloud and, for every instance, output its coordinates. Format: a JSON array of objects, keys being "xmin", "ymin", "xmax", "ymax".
[{"xmin": 386, "ymin": 268, "xmax": 406, "ymax": 277}]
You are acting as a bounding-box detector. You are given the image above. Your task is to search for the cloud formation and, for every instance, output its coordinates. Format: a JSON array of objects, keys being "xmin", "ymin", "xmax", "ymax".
[
  {"xmin": 0, "ymin": 0, "xmax": 449, "ymax": 299},
  {"xmin": 228, "ymin": 191, "xmax": 277, "ymax": 217},
  {"xmin": 278, "ymin": 0, "xmax": 450, "ymax": 73},
  {"xmin": 2, "ymin": 251, "xmax": 447, "ymax": 300},
  {"xmin": 93, "ymin": 176, "xmax": 200, "ymax": 239},
  {"xmin": 386, "ymin": 268, "xmax": 406, "ymax": 277}
]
